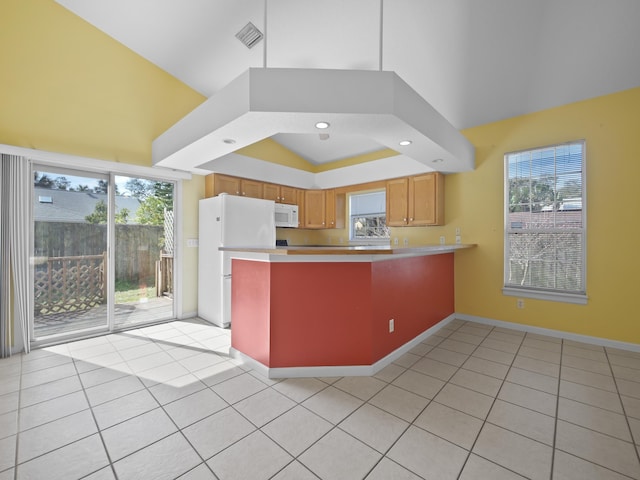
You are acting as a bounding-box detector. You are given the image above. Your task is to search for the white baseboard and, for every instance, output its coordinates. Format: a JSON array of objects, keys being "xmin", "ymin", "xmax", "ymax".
[
  {"xmin": 456, "ymin": 313, "xmax": 640, "ymax": 353},
  {"xmin": 231, "ymin": 313, "xmax": 457, "ymax": 379}
]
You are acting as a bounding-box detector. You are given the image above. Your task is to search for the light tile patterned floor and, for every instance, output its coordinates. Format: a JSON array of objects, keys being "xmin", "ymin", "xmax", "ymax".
[{"xmin": 1, "ymin": 318, "xmax": 640, "ymax": 479}]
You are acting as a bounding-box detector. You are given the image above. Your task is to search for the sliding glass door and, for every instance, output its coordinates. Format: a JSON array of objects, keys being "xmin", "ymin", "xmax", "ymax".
[
  {"xmin": 33, "ymin": 168, "xmax": 110, "ymax": 339},
  {"xmin": 113, "ymin": 175, "xmax": 174, "ymax": 328},
  {"xmin": 32, "ymin": 167, "xmax": 176, "ymax": 342}
]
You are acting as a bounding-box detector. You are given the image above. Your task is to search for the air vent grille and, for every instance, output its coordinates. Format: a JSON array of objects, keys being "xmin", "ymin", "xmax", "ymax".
[{"xmin": 236, "ymin": 22, "xmax": 263, "ymax": 49}]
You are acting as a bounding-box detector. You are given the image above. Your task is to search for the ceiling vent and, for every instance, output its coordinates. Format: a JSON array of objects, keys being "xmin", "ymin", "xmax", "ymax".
[{"xmin": 235, "ymin": 22, "xmax": 263, "ymax": 49}]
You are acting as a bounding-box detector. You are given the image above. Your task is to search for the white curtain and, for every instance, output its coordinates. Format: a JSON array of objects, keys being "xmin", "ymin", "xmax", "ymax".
[{"xmin": 0, "ymin": 154, "xmax": 31, "ymax": 356}]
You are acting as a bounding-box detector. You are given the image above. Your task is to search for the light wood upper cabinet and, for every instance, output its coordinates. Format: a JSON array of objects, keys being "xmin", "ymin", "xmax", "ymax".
[
  {"xmin": 409, "ymin": 173, "xmax": 444, "ymax": 226},
  {"xmin": 279, "ymin": 185, "xmax": 297, "ymax": 205},
  {"xmin": 386, "ymin": 173, "xmax": 444, "ymax": 226},
  {"xmin": 304, "ymin": 190, "xmax": 326, "ymax": 228},
  {"xmin": 263, "ymin": 183, "xmax": 298, "ymax": 204},
  {"xmin": 240, "ymin": 178, "xmax": 263, "ymax": 198},
  {"xmin": 206, "ymin": 172, "xmax": 443, "ymax": 228},
  {"xmin": 303, "ymin": 189, "xmax": 342, "ymax": 229},
  {"xmin": 386, "ymin": 178, "xmax": 409, "ymax": 226},
  {"xmin": 205, "ymin": 174, "xmax": 265, "ymax": 199},
  {"xmin": 296, "ymin": 189, "xmax": 305, "ymax": 227},
  {"xmin": 325, "ymin": 189, "xmax": 336, "ymax": 228},
  {"xmin": 263, "ymin": 183, "xmax": 280, "ymax": 202},
  {"xmin": 206, "ymin": 174, "xmax": 241, "ymax": 197}
]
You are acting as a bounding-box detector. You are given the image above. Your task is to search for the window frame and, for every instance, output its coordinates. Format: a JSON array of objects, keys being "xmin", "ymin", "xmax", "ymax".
[
  {"xmin": 348, "ymin": 189, "xmax": 389, "ymax": 244},
  {"xmin": 503, "ymin": 140, "xmax": 588, "ymax": 305}
]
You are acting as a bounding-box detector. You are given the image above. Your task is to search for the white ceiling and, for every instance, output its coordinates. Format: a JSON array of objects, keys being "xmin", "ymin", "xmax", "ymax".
[{"xmin": 56, "ymin": 0, "xmax": 640, "ymax": 174}]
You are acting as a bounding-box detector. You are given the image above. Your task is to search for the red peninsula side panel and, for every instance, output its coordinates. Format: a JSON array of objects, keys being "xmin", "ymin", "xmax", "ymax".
[
  {"xmin": 230, "ymin": 254, "xmax": 454, "ymax": 370},
  {"xmin": 230, "ymin": 259, "xmax": 272, "ymax": 366},
  {"xmin": 371, "ymin": 253, "xmax": 454, "ymax": 361},
  {"xmin": 268, "ymin": 262, "xmax": 373, "ymax": 367}
]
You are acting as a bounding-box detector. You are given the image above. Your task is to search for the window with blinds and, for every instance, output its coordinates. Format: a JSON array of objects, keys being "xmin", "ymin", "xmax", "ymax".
[
  {"xmin": 349, "ymin": 191, "xmax": 389, "ymax": 241},
  {"xmin": 503, "ymin": 141, "xmax": 587, "ymax": 304}
]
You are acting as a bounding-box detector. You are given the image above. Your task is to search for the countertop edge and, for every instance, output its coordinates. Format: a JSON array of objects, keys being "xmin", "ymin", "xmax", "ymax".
[{"xmin": 219, "ymin": 244, "xmax": 476, "ymax": 256}]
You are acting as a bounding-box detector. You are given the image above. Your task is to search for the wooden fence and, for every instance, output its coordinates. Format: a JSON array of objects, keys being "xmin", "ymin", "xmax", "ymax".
[
  {"xmin": 34, "ymin": 253, "xmax": 106, "ymax": 315},
  {"xmin": 34, "ymin": 222, "xmax": 173, "ymax": 315},
  {"xmin": 34, "ymin": 221, "xmax": 164, "ymax": 283}
]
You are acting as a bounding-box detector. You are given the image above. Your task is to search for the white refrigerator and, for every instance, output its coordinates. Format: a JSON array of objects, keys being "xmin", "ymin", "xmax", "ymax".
[{"xmin": 198, "ymin": 194, "xmax": 276, "ymax": 327}]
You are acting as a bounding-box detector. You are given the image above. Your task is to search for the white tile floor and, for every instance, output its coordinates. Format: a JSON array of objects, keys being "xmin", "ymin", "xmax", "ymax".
[{"xmin": 1, "ymin": 318, "xmax": 640, "ymax": 479}]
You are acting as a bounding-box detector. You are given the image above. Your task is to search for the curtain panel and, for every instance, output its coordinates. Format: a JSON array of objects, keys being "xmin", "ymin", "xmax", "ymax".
[{"xmin": 1, "ymin": 154, "xmax": 31, "ymax": 356}]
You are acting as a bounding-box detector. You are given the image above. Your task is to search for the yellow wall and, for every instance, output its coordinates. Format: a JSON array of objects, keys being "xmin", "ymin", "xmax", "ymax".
[
  {"xmin": 0, "ymin": 0, "xmax": 206, "ymax": 316},
  {"xmin": 3, "ymin": 0, "xmax": 639, "ymax": 344},
  {"xmin": 312, "ymin": 88, "xmax": 640, "ymax": 344},
  {"xmin": 452, "ymin": 88, "xmax": 640, "ymax": 343}
]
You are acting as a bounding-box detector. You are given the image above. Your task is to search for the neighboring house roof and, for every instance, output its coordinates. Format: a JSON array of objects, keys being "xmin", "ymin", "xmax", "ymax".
[{"xmin": 33, "ymin": 187, "xmax": 141, "ymax": 224}]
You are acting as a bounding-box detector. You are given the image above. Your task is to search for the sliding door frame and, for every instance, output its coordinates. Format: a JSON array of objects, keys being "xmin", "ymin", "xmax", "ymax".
[{"xmin": 1, "ymin": 144, "xmax": 190, "ymax": 347}]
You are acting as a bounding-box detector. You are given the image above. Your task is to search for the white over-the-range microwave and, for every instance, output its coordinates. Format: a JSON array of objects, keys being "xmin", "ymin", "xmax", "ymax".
[{"xmin": 274, "ymin": 203, "xmax": 299, "ymax": 228}]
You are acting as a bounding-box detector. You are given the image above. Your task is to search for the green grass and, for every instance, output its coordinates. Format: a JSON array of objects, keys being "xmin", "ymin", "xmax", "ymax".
[{"xmin": 115, "ymin": 279, "xmax": 156, "ymax": 303}]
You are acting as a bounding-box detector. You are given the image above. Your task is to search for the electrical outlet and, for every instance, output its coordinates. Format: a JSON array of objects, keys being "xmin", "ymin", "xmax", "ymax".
[
  {"xmin": 403, "ymin": 238, "xmax": 409, "ymax": 246},
  {"xmin": 389, "ymin": 319, "xmax": 395, "ymax": 332},
  {"xmin": 455, "ymin": 235, "xmax": 462, "ymax": 244},
  {"xmin": 455, "ymin": 227, "xmax": 461, "ymax": 235},
  {"xmin": 439, "ymin": 236, "xmax": 446, "ymax": 245},
  {"xmin": 517, "ymin": 299, "xmax": 525, "ymax": 309},
  {"xmin": 393, "ymin": 237, "xmax": 399, "ymax": 246}
]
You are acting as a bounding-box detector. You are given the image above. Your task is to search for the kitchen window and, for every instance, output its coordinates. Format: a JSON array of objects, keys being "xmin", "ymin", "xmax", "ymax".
[
  {"xmin": 503, "ymin": 141, "xmax": 587, "ymax": 304},
  {"xmin": 349, "ymin": 191, "xmax": 389, "ymax": 242}
]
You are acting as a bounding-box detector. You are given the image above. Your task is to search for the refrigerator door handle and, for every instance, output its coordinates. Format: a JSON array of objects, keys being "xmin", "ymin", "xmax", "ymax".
[{"xmin": 223, "ymin": 273, "xmax": 232, "ymax": 279}]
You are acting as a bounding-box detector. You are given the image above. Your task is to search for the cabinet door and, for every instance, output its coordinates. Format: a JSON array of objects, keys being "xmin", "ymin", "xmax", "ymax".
[
  {"xmin": 213, "ymin": 174, "xmax": 241, "ymax": 196},
  {"xmin": 263, "ymin": 183, "xmax": 280, "ymax": 202},
  {"xmin": 280, "ymin": 186, "xmax": 297, "ymax": 205},
  {"xmin": 304, "ymin": 190, "xmax": 326, "ymax": 228},
  {"xmin": 408, "ymin": 173, "xmax": 444, "ymax": 226},
  {"xmin": 386, "ymin": 178, "xmax": 409, "ymax": 226},
  {"xmin": 240, "ymin": 179, "xmax": 263, "ymax": 198},
  {"xmin": 296, "ymin": 189, "xmax": 305, "ymax": 227},
  {"xmin": 325, "ymin": 189, "xmax": 336, "ymax": 228}
]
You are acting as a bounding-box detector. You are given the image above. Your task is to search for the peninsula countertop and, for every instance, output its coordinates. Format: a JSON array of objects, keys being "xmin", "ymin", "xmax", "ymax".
[
  {"xmin": 218, "ymin": 243, "xmax": 476, "ymax": 262},
  {"xmin": 220, "ymin": 243, "xmax": 475, "ymax": 254}
]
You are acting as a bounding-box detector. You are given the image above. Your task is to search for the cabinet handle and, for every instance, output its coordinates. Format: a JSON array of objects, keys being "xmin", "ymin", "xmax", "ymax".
[
  {"xmin": 410, "ymin": 217, "xmax": 413, "ymax": 221},
  {"xmin": 403, "ymin": 218, "xmax": 407, "ymax": 222},
  {"xmin": 236, "ymin": 191, "xmax": 240, "ymax": 195}
]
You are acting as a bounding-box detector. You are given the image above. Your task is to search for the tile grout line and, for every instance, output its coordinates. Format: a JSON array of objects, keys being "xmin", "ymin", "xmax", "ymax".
[
  {"xmin": 603, "ymin": 345, "xmax": 640, "ymax": 468},
  {"xmin": 8, "ymin": 319, "xmax": 640, "ymax": 479},
  {"xmin": 549, "ymin": 337, "xmax": 564, "ymax": 480},
  {"xmin": 357, "ymin": 321, "xmax": 463, "ymax": 480},
  {"xmin": 71, "ymin": 350, "xmax": 120, "ymax": 480},
  {"xmin": 268, "ymin": 324, "xmax": 461, "ymax": 480},
  {"xmin": 13, "ymin": 354, "xmax": 23, "ymax": 480},
  {"xmin": 454, "ymin": 324, "xmax": 530, "ymax": 480},
  {"xmin": 128, "ymin": 326, "xmax": 240, "ymax": 479},
  {"xmin": 554, "ymin": 342, "xmax": 640, "ymax": 478},
  {"xmin": 357, "ymin": 327, "xmax": 455, "ymax": 480}
]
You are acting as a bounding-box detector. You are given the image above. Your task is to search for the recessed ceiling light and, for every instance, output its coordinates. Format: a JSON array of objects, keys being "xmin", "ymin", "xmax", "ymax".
[
  {"xmin": 432, "ymin": 158, "xmax": 444, "ymax": 163},
  {"xmin": 223, "ymin": 138, "xmax": 236, "ymax": 144},
  {"xmin": 315, "ymin": 121, "xmax": 330, "ymax": 129},
  {"xmin": 399, "ymin": 140, "xmax": 412, "ymax": 146}
]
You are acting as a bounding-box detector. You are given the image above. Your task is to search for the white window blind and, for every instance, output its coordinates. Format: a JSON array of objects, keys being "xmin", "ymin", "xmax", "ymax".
[
  {"xmin": 349, "ymin": 191, "xmax": 389, "ymax": 241},
  {"xmin": 504, "ymin": 141, "xmax": 586, "ymax": 303}
]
